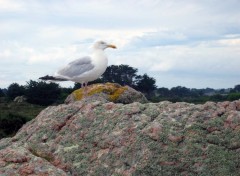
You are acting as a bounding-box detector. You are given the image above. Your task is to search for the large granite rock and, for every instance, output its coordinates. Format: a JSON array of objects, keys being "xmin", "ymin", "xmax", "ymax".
[
  {"xmin": 13, "ymin": 96, "xmax": 27, "ymax": 103},
  {"xmin": 1, "ymin": 98, "xmax": 240, "ymax": 175}
]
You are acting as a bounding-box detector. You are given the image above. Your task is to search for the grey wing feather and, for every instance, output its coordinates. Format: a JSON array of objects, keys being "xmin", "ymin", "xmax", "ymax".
[{"xmin": 57, "ymin": 56, "xmax": 94, "ymax": 78}]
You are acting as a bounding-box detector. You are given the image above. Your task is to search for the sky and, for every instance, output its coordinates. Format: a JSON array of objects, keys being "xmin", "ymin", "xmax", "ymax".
[{"xmin": 0, "ymin": 0, "xmax": 240, "ymax": 89}]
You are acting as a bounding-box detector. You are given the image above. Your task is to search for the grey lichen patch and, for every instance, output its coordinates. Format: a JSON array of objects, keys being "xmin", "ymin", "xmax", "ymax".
[
  {"xmin": 1, "ymin": 99, "xmax": 240, "ymax": 175},
  {"xmin": 142, "ymin": 103, "xmax": 160, "ymax": 120},
  {"xmin": 63, "ymin": 144, "xmax": 79, "ymax": 152}
]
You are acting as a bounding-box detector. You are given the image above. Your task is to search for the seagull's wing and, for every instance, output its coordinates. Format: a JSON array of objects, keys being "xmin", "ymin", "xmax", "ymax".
[{"xmin": 56, "ymin": 56, "xmax": 94, "ymax": 78}]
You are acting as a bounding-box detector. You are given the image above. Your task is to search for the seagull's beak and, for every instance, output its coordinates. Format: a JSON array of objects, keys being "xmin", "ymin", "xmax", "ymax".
[{"xmin": 107, "ymin": 44, "xmax": 117, "ymax": 49}]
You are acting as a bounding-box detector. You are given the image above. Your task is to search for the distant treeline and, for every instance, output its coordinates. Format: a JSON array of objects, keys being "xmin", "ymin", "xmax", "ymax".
[
  {"xmin": 152, "ymin": 86, "xmax": 240, "ymax": 103},
  {"xmin": 1, "ymin": 64, "xmax": 240, "ymax": 105}
]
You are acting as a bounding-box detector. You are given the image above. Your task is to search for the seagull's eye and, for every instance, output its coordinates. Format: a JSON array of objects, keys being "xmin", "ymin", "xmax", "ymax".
[{"xmin": 100, "ymin": 41, "xmax": 105, "ymax": 45}]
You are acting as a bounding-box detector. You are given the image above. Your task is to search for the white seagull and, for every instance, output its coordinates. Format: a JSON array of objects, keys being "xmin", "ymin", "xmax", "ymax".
[{"xmin": 39, "ymin": 41, "xmax": 117, "ymax": 94}]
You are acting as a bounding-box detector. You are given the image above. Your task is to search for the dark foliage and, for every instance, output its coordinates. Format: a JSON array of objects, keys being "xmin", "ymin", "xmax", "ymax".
[
  {"xmin": 25, "ymin": 80, "xmax": 61, "ymax": 105},
  {"xmin": 170, "ymin": 86, "xmax": 191, "ymax": 97},
  {"xmin": 227, "ymin": 93, "xmax": 240, "ymax": 101},
  {"xmin": 152, "ymin": 85, "xmax": 240, "ymax": 103},
  {"xmin": 134, "ymin": 74, "xmax": 157, "ymax": 94},
  {"xmin": 101, "ymin": 65, "xmax": 138, "ymax": 87},
  {"xmin": 0, "ymin": 89, "xmax": 5, "ymax": 97},
  {"xmin": 7, "ymin": 83, "xmax": 25, "ymax": 100},
  {"xmin": 0, "ymin": 98, "xmax": 44, "ymax": 139},
  {"xmin": 232, "ymin": 85, "xmax": 240, "ymax": 93},
  {"xmin": 0, "ymin": 113, "xmax": 27, "ymax": 138},
  {"xmin": 1, "ymin": 65, "xmax": 240, "ymax": 105},
  {"xmin": 57, "ymin": 87, "xmax": 74, "ymax": 104}
]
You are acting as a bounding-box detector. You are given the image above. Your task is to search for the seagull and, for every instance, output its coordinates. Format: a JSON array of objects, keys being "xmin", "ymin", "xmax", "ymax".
[{"xmin": 39, "ymin": 41, "xmax": 117, "ymax": 95}]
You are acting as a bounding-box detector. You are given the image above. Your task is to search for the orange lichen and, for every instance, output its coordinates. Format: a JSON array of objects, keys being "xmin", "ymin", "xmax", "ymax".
[
  {"xmin": 71, "ymin": 83, "xmax": 128, "ymax": 101},
  {"xmin": 108, "ymin": 86, "xmax": 127, "ymax": 101},
  {"xmin": 72, "ymin": 89, "xmax": 84, "ymax": 100}
]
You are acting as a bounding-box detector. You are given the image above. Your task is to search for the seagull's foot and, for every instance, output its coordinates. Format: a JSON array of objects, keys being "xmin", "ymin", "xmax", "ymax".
[
  {"xmin": 84, "ymin": 86, "xmax": 88, "ymax": 97},
  {"xmin": 81, "ymin": 82, "xmax": 88, "ymax": 99},
  {"xmin": 81, "ymin": 88, "xmax": 88, "ymax": 99}
]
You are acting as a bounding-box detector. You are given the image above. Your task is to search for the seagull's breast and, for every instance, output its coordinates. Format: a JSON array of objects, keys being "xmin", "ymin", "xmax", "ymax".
[
  {"xmin": 92, "ymin": 51, "xmax": 108, "ymax": 75},
  {"xmin": 77, "ymin": 50, "xmax": 108, "ymax": 82}
]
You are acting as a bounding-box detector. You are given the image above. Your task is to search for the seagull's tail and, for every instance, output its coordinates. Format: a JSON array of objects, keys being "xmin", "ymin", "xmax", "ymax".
[{"xmin": 39, "ymin": 75, "xmax": 68, "ymax": 81}]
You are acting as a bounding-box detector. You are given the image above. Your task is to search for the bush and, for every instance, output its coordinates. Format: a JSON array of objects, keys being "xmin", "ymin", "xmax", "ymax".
[
  {"xmin": 227, "ymin": 93, "xmax": 240, "ymax": 101},
  {"xmin": 25, "ymin": 80, "xmax": 61, "ymax": 106},
  {"xmin": 0, "ymin": 89, "xmax": 5, "ymax": 97},
  {"xmin": 209, "ymin": 94, "xmax": 225, "ymax": 102},
  {"xmin": 0, "ymin": 113, "xmax": 27, "ymax": 138},
  {"xmin": 7, "ymin": 83, "xmax": 25, "ymax": 100}
]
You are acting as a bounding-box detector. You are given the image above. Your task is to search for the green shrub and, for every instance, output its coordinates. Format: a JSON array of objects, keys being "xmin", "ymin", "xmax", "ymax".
[
  {"xmin": 25, "ymin": 80, "xmax": 61, "ymax": 105},
  {"xmin": 0, "ymin": 113, "xmax": 27, "ymax": 138},
  {"xmin": 227, "ymin": 93, "xmax": 240, "ymax": 101},
  {"xmin": 7, "ymin": 83, "xmax": 25, "ymax": 100}
]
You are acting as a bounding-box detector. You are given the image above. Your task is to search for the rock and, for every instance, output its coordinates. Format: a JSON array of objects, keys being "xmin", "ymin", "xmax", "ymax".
[
  {"xmin": 1, "ymin": 98, "xmax": 240, "ymax": 175},
  {"xmin": 65, "ymin": 83, "xmax": 148, "ymax": 104},
  {"xmin": 13, "ymin": 96, "xmax": 27, "ymax": 103}
]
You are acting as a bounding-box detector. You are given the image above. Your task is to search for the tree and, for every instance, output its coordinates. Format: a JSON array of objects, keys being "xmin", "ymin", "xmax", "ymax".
[
  {"xmin": 7, "ymin": 83, "xmax": 25, "ymax": 100},
  {"xmin": 233, "ymin": 85, "xmax": 240, "ymax": 92},
  {"xmin": 209, "ymin": 94, "xmax": 225, "ymax": 102},
  {"xmin": 190, "ymin": 88, "xmax": 204, "ymax": 97},
  {"xmin": 170, "ymin": 86, "xmax": 191, "ymax": 97},
  {"xmin": 58, "ymin": 87, "xmax": 74, "ymax": 103},
  {"xmin": 101, "ymin": 65, "xmax": 138, "ymax": 86},
  {"xmin": 25, "ymin": 80, "xmax": 61, "ymax": 105},
  {"xmin": 135, "ymin": 74, "xmax": 157, "ymax": 93},
  {"xmin": 0, "ymin": 89, "xmax": 5, "ymax": 97},
  {"xmin": 157, "ymin": 87, "xmax": 171, "ymax": 97}
]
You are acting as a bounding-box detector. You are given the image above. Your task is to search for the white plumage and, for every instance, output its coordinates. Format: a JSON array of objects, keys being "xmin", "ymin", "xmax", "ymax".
[{"xmin": 40, "ymin": 41, "xmax": 117, "ymax": 89}]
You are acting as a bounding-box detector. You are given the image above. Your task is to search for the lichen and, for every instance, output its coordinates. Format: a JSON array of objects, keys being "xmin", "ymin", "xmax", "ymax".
[
  {"xmin": 72, "ymin": 89, "xmax": 84, "ymax": 100},
  {"xmin": 63, "ymin": 144, "xmax": 79, "ymax": 152},
  {"xmin": 108, "ymin": 86, "xmax": 128, "ymax": 101},
  {"xmin": 71, "ymin": 83, "xmax": 128, "ymax": 102}
]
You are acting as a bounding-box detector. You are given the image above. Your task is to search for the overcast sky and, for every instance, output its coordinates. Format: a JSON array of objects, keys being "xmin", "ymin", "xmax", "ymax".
[{"xmin": 0, "ymin": 0, "xmax": 240, "ymax": 89}]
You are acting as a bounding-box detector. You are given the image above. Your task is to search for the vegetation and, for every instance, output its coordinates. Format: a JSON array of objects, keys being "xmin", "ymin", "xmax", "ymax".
[
  {"xmin": 0, "ymin": 97, "xmax": 44, "ymax": 138},
  {"xmin": 152, "ymin": 86, "xmax": 240, "ymax": 103},
  {"xmin": 0, "ymin": 89, "xmax": 5, "ymax": 97},
  {"xmin": 1, "ymin": 65, "xmax": 240, "ymax": 105},
  {"xmin": 0, "ymin": 64, "xmax": 239, "ymax": 139},
  {"xmin": 7, "ymin": 83, "xmax": 25, "ymax": 100},
  {"xmin": 99, "ymin": 64, "xmax": 138, "ymax": 87},
  {"xmin": 1, "ymin": 65, "xmax": 240, "ymax": 106},
  {"xmin": 25, "ymin": 80, "xmax": 61, "ymax": 106}
]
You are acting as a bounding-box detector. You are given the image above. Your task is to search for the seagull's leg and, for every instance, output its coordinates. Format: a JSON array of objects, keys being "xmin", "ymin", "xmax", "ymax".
[
  {"xmin": 85, "ymin": 82, "xmax": 88, "ymax": 96},
  {"xmin": 81, "ymin": 82, "xmax": 87, "ymax": 98},
  {"xmin": 81, "ymin": 83, "xmax": 85, "ymax": 98}
]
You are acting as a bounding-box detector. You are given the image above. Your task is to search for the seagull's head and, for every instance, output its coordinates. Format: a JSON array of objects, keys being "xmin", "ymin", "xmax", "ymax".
[{"xmin": 93, "ymin": 41, "xmax": 117, "ymax": 50}]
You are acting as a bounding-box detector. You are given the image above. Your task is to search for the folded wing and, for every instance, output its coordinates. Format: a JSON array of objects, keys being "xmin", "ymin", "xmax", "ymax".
[{"xmin": 57, "ymin": 56, "xmax": 95, "ymax": 79}]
